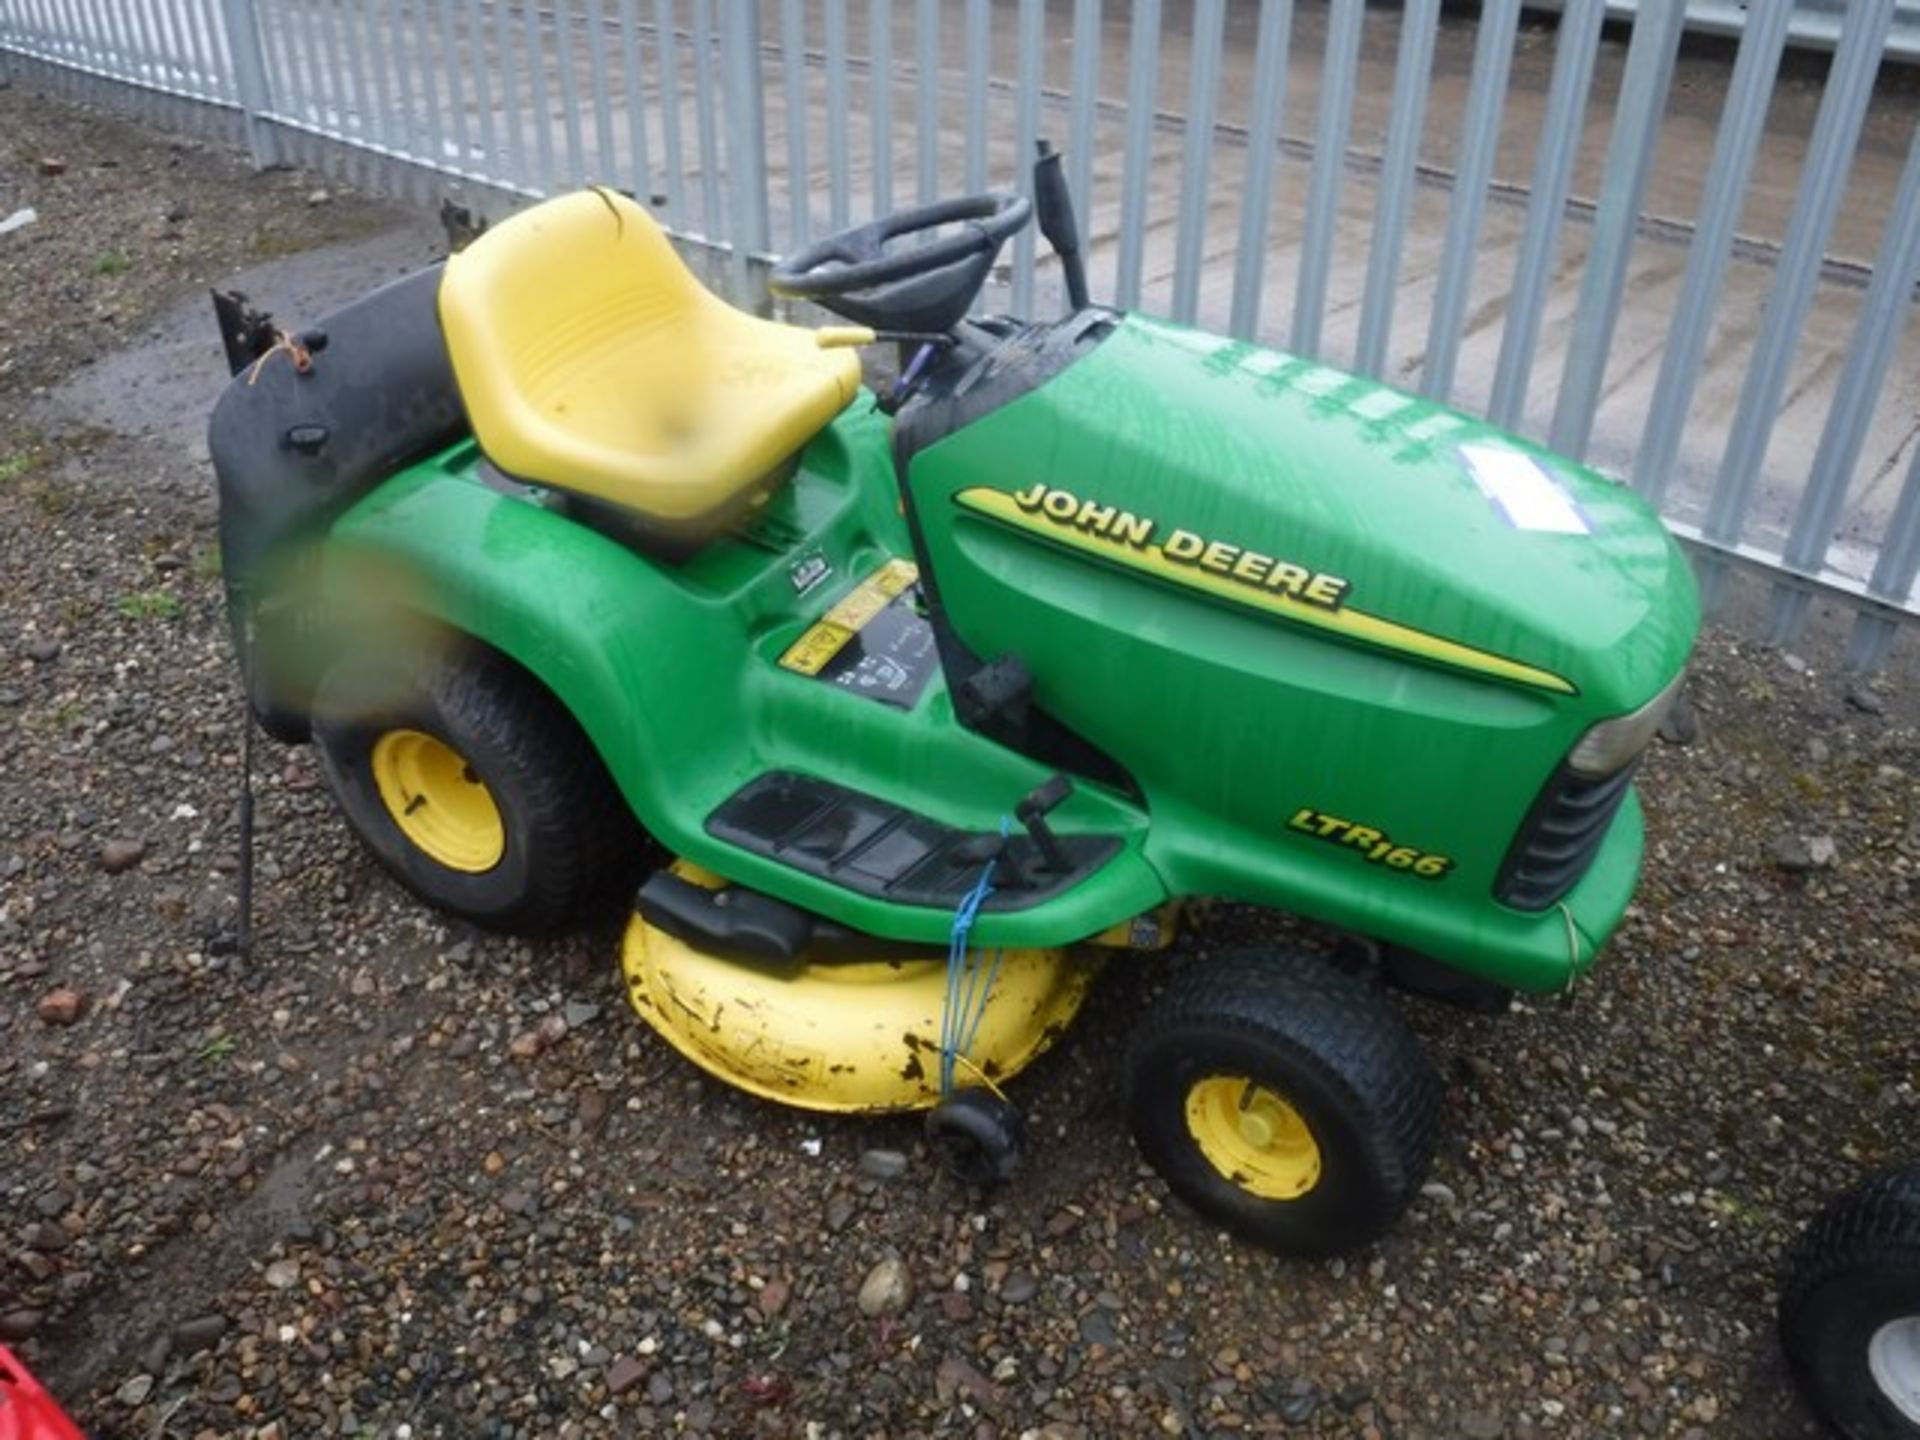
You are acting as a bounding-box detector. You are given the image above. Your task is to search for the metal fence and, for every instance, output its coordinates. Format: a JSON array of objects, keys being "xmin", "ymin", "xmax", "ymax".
[{"xmin": 4, "ymin": 1, "xmax": 1920, "ymax": 667}]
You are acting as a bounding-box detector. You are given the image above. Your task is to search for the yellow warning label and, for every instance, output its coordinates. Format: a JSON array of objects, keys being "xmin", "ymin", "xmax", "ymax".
[{"xmin": 778, "ymin": 558, "xmax": 920, "ymax": 677}]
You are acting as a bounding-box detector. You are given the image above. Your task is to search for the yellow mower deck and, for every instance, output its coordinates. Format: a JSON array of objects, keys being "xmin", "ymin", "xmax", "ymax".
[{"xmin": 619, "ymin": 866, "xmax": 1132, "ymax": 1113}]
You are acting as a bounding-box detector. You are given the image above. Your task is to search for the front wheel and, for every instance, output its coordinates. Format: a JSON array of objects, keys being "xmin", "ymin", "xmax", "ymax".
[
  {"xmin": 1124, "ymin": 949, "xmax": 1440, "ymax": 1256},
  {"xmin": 312, "ymin": 642, "xmax": 644, "ymax": 931},
  {"xmin": 1781, "ymin": 1166, "xmax": 1920, "ymax": 1439}
]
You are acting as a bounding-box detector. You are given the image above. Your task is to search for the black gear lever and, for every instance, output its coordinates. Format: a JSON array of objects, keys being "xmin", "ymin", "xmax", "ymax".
[{"xmin": 1016, "ymin": 774, "xmax": 1074, "ymax": 875}]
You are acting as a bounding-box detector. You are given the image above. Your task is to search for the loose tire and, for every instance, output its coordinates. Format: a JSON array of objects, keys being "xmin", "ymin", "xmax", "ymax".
[
  {"xmin": 313, "ymin": 642, "xmax": 643, "ymax": 931},
  {"xmin": 1781, "ymin": 1166, "xmax": 1920, "ymax": 1439},
  {"xmin": 1124, "ymin": 949, "xmax": 1440, "ymax": 1256}
]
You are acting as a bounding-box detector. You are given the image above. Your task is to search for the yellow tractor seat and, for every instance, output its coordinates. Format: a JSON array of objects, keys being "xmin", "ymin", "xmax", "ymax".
[{"xmin": 437, "ymin": 189, "xmax": 864, "ymax": 529}]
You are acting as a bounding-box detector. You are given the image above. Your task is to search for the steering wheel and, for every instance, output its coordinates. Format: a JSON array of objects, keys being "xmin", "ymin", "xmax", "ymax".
[{"xmin": 769, "ymin": 191, "xmax": 1032, "ymax": 331}]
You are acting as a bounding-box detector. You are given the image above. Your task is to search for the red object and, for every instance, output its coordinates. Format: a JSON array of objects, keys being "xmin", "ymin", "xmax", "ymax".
[{"xmin": 0, "ymin": 1346, "xmax": 85, "ymax": 1440}]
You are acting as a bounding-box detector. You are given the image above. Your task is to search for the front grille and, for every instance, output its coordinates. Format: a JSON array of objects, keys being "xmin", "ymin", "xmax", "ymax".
[{"xmin": 1495, "ymin": 761, "xmax": 1639, "ymax": 911}]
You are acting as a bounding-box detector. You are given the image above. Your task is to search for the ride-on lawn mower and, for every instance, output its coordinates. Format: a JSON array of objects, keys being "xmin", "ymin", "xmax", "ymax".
[{"xmin": 207, "ymin": 147, "xmax": 1698, "ymax": 1256}]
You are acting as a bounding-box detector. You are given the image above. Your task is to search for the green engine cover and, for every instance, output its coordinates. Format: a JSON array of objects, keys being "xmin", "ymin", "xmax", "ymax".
[{"xmin": 905, "ymin": 314, "xmax": 1698, "ymax": 987}]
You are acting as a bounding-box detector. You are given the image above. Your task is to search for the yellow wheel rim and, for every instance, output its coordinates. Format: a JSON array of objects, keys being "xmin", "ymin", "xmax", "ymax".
[
  {"xmin": 369, "ymin": 729, "xmax": 505, "ymax": 873},
  {"xmin": 1184, "ymin": 1075, "xmax": 1322, "ymax": 1200}
]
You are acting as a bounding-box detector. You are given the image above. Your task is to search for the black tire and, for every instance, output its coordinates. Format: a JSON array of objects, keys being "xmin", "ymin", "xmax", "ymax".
[
  {"xmin": 1124, "ymin": 949, "xmax": 1440, "ymax": 1257},
  {"xmin": 1781, "ymin": 1166, "xmax": 1920, "ymax": 1440},
  {"xmin": 312, "ymin": 641, "xmax": 644, "ymax": 931}
]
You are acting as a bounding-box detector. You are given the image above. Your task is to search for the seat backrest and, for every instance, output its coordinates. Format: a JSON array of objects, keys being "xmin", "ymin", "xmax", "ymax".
[{"xmin": 437, "ymin": 189, "xmax": 708, "ymax": 472}]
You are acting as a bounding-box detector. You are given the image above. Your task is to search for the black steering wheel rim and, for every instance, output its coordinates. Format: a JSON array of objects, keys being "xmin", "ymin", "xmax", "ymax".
[{"xmin": 769, "ymin": 190, "xmax": 1033, "ymax": 301}]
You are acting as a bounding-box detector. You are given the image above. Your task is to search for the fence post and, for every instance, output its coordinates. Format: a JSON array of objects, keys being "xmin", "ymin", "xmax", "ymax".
[
  {"xmin": 720, "ymin": 0, "xmax": 770, "ymax": 297},
  {"xmin": 217, "ymin": 0, "xmax": 279, "ymax": 169}
]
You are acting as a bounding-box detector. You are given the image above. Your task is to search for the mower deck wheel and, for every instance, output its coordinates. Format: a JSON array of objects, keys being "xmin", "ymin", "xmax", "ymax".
[
  {"xmin": 1124, "ymin": 949, "xmax": 1440, "ymax": 1257},
  {"xmin": 926, "ymin": 1089, "xmax": 1026, "ymax": 1185},
  {"xmin": 1781, "ymin": 1165, "xmax": 1920, "ymax": 1438},
  {"xmin": 313, "ymin": 643, "xmax": 643, "ymax": 931}
]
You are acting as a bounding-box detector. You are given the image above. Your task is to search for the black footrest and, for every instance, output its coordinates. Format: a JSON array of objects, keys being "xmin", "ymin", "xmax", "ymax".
[{"xmin": 706, "ymin": 772, "xmax": 1120, "ymax": 912}]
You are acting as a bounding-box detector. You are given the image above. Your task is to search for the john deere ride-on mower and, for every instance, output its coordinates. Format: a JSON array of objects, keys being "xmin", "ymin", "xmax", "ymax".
[{"xmin": 207, "ymin": 148, "xmax": 1697, "ymax": 1255}]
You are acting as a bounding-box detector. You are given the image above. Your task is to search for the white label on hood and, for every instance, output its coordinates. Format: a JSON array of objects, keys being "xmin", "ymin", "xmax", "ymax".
[{"xmin": 1460, "ymin": 443, "xmax": 1590, "ymax": 535}]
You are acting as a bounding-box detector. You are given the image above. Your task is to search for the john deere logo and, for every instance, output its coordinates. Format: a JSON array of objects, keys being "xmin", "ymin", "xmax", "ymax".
[
  {"xmin": 1005, "ymin": 483, "xmax": 1351, "ymax": 611},
  {"xmin": 952, "ymin": 483, "xmax": 1578, "ymax": 697}
]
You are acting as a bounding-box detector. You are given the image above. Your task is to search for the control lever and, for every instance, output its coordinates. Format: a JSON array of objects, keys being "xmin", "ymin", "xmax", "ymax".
[{"xmin": 1016, "ymin": 774, "xmax": 1074, "ymax": 875}]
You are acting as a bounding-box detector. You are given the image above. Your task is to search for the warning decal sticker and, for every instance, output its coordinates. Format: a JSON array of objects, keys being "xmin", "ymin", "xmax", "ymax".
[{"xmin": 777, "ymin": 558, "xmax": 939, "ymax": 710}]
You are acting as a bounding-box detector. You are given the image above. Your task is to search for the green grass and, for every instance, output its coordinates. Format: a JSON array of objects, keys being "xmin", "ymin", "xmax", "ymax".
[
  {"xmin": 116, "ymin": 590, "xmax": 183, "ymax": 621},
  {"xmin": 0, "ymin": 452, "xmax": 32, "ymax": 485},
  {"xmin": 191, "ymin": 543, "xmax": 223, "ymax": 581},
  {"xmin": 91, "ymin": 250, "xmax": 132, "ymax": 278},
  {"xmin": 195, "ymin": 1031, "xmax": 238, "ymax": 1066}
]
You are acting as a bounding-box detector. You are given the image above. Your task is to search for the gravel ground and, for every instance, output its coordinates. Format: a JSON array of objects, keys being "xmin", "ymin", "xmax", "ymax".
[{"xmin": 4, "ymin": 81, "xmax": 1919, "ymax": 1440}]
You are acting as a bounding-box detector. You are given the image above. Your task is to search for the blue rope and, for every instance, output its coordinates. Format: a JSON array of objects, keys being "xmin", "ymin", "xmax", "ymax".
[{"xmin": 939, "ymin": 821, "xmax": 1010, "ymax": 1096}]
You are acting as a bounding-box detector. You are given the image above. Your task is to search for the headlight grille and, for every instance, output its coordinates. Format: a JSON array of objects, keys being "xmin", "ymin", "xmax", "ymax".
[{"xmin": 1494, "ymin": 760, "xmax": 1639, "ymax": 911}]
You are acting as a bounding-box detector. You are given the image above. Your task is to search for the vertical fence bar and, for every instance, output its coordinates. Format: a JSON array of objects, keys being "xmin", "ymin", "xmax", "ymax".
[
  {"xmin": 67, "ymin": 0, "xmax": 108, "ymax": 77},
  {"xmin": 963, "ymin": 0, "xmax": 987, "ymax": 194},
  {"xmin": 1850, "ymin": 442, "xmax": 1920, "ymax": 669},
  {"xmin": 916, "ymin": 0, "xmax": 938, "ymax": 205},
  {"xmin": 31, "ymin": 0, "xmax": 67, "ymax": 68},
  {"xmin": 825, "ymin": 0, "xmax": 849, "ymax": 229},
  {"xmin": 216, "ymin": 0, "xmax": 276, "ymax": 164},
  {"xmin": 1113, "ymin": 0, "xmax": 1159, "ymax": 310},
  {"xmin": 85, "ymin": 0, "xmax": 134, "ymax": 86},
  {"xmin": 340, "ymin": 0, "xmax": 382, "ymax": 154},
  {"xmin": 288, "ymin": 0, "xmax": 331, "ymax": 126},
  {"xmin": 411, "ymin": 1, "xmax": 448, "ymax": 170},
  {"xmin": 1547, "ymin": 1, "xmax": 1684, "ymax": 459},
  {"xmin": 122, "ymin": 0, "xmax": 164, "ymax": 98},
  {"xmin": 316, "ymin": 0, "xmax": 354, "ymax": 147},
  {"xmin": 53, "ymin": 0, "xmax": 94, "ymax": 70},
  {"xmin": 1487, "ymin": 0, "xmax": 1606, "ymax": 427},
  {"xmin": 1170, "ymin": 0, "xmax": 1223, "ymax": 325},
  {"xmin": 690, "ymin": 0, "xmax": 724, "ymax": 237},
  {"xmin": 1066, "ymin": 0, "xmax": 1099, "ymax": 223},
  {"xmin": 1291, "ymin": 0, "xmax": 1363, "ymax": 356},
  {"xmin": 524, "ymin": 1, "xmax": 558, "ymax": 190},
  {"xmin": 435, "ymin": 0, "xmax": 470, "ymax": 173},
  {"xmin": 466, "ymin": 0, "xmax": 502, "ymax": 182},
  {"xmin": 384, "ymin": 0, "xmax": 423, "ymax": 168},
  {"xmin": 616, "ymin": 0, "xmax": 653, "ymax": 203},
  {"xmin": 869, "ymin": 0, "xmax": 892, "ymax": 216},
  {"xmin": 1010, "ymin": 0, "xmax": 1043, "ymax": 317},
  {"xmin": 497, "ymin": 0, "xmax": 531, "ymax": 187},
  {"xmin": 1631, "ymin": 5, "xmax": 1789, "ymax": 503},
  {"xmin": 1770, "ymin": 127, "xmax": 1920, "ymax": 642},
  {"xmin": 780, "ymin": 0, "xmax": 809, "ymax": 247},
  {"xmin": 1698, "ymin": 0, "xmax": 1894, "ymax": 592},
  {"xmin": 654, "ymin": 0, "xmax": 687, "ymax": 225},
  {"xmin": 721, "ymin": 0, "xmax": 768, "ymax": 285},
  {"xmin": 195, "ymin": 0, "xmax": 233, "ymax": 93},
  {"xmin": 147, "ymin": 0, "xmax": 183, "ymax": 88},
  {"xmin": 267, "ymin": 0, "xmax": 309, "ymax": 125},
  {"xmin": 1229, "ymin": 0, "xmax": 1293, "ymax": 341},
  {"xmin": 362, "ymin": 0, "xmax": 398, "ymax": 155},
  {"xmin": 1353, "ymin": 0, "xmax": 1439, "ymax": 376},
  {"xmin": 553, "ymin": 0, "xmax": 589, "ymax": 186},
  {"xmin": 583, "ymin": 0, "xmax": 617, "ymax": 182},
  {"xmin": 875, "ymin": 0, "xmax": 894, "ymax": 216},
  {"xmin": 1418, "ymin": 0, "xmax": 1518, "ymax": 401}
]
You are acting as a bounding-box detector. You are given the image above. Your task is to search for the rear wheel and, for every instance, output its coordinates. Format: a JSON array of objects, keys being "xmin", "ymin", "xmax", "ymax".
[
  {"xmin": 313, "ymin": 642, "xmax": 643, "ymax": 931},
  {"xmin": 1124, "ymin": 949, "xmax": 1440, "ymax": 1256},
  {"xmin": 1781, "ymin": 1166, "xmax": 1920, "ymax": 1439}
]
